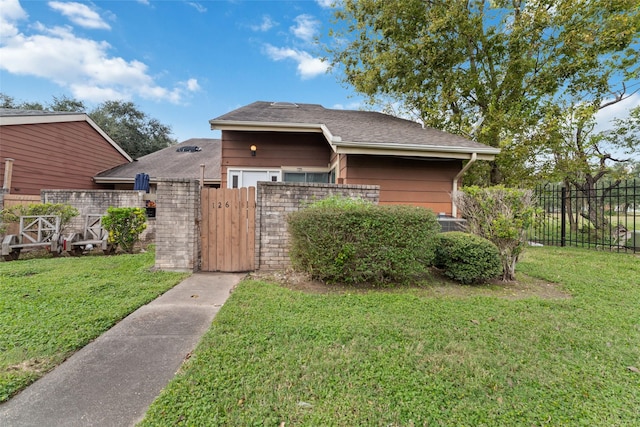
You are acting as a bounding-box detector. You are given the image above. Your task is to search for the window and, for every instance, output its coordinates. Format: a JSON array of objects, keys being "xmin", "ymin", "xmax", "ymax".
[{"xmin": 283, "ymin": 172, "xmax": 333, "ymax": 183}]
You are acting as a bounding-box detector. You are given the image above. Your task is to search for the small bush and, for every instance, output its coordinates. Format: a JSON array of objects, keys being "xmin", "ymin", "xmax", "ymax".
[
  {"xmin": 101, "ymin": 207, "xmax": 147, "ymax": 253},
  {"xmin": 454, "ymin": 186, "xmax": 540, "ymax": 281},
  {"xmin": 288, "ymin": 197, "xmax": 441, "ymax": 285},
  {"xmin": 434, "ymin": 232, "xmax": 502, "ymax": 284},
  {"xmin": 0, "ymin": 203, "xmax": 79, "ymax": 234}
]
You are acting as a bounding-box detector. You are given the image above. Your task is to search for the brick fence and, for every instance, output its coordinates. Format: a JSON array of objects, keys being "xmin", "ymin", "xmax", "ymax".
[
  {"xmin": 42, "ymin": 189, "xmax": 154, "ymax": 241},
  {"xmin": 255, "ymin": 182, "xmax": 380, "ymax": 270},
  {"xmin": 6, "ymin": 181, "xmax": 382, "ymax": 272},
  {"xmin": 153, "ymin": 179, "xmax": 200, "ymax": 272}
]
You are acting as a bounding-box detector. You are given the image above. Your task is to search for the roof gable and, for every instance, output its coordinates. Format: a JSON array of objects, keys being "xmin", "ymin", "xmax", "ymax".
[{"xmin": 0, "ymin": 108, "xmax": 133, "ymax": 162}]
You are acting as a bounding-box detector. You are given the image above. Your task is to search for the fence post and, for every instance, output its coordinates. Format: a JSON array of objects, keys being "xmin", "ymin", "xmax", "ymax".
[{"xmin": 561, "ymin": 186, "xmax": 567, "ymax": 247}]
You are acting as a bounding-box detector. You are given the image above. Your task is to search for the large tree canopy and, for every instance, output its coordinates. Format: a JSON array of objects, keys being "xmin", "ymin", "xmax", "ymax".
[
  {"xmin": 328, "ymin": 0, "xmax": 640, "ymax": 184},
  {"xmin": 89, "ymin": 100, "xmax": 176, "ymax": 159}
]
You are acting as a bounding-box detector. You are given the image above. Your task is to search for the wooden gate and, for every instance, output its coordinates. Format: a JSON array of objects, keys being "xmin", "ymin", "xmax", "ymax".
[{"xmin": 201, "ymin": 187, "xmax": 256, "ymax": 272}]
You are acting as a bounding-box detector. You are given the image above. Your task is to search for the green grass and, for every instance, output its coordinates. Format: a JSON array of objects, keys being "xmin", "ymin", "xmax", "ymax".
[
  {"xmin": 140, "ymin": 247, "xmax": 640, "ymax": 426},
  {"xmin": 0, "ymin": 249, "xmax": 188, "ymax": 402}
]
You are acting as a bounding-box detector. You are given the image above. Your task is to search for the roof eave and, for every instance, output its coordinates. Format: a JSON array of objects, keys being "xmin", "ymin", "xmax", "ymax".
[
  {"xmin": 0, "ymin": 113, "xmax": 86, "ymax": 125},
  {"xmin": 210, "ymin": 120, "xmax": 323, "ymax": 133},
  {"xmin": 93, "ymin": 176, "xmax": 221, "ymax": 184},
  {"xmin": 334, "ymin": 141, "xmax": 499, "ymax": 160}
]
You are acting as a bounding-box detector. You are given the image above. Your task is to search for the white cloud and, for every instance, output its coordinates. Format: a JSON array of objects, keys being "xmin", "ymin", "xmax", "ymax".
[
  {"xmin": 0, "ymin": 0, "xmax": 28, "ymax": 38},
  {"xmin": 251, "ymin": 15, "xmax": 276, "ymax": 32},
  {"xmin": 332, "ymin": 102, "xmax": 363, "ymax": 110},
  {"xmin": 184, "ymin": 78, "xmax": 200, "ymax": 92},
  {"xmin": 0, "ymin": 11, "xmax": 194, "ymax": 104},
  {"xmin": 48, "ymin": 1, "xmax": 111, "ymax": 30},
  {"xmin": 291, "ymin": 14, "xmax": 320, "ymax": 43},
  {"xmin": 316, "ymin": 0, "xmax": 335, "ymax": 8},
  {"xmin": 187, "ymin": 2, "xmax": 207, "ymax": 13},
  {"xmin": 595, "ymin": 92, "xmax": 640, "ymax": 133},
  {"xmin": 264, "ymin": 44, "xmax": 328, "ymax": 79}
]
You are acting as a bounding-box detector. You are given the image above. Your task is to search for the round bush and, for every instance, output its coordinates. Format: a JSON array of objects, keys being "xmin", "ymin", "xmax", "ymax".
[
  {"xmin": 288, "ymin": 197, "xmax": 441, "ymax": 285},
  {"xmin": 434, "ymin": 232, "xmax": 502, "ymax": 284}
]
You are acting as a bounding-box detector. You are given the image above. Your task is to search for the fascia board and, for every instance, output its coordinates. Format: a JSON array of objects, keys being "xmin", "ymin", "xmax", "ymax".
[
  {"xmin": 334, "ymin": 141, "xmax": 499, "ymax": 160},
  {"xmin": 0, "ymin": 113, "xmax": 86, "ymax": 126},
  {"xmin": 93, "ymin": 176, "xmax": 221, "ymax": 184},
  {"xmin": 210, "ymin": 120, "xmax": 324, "ymax": 133},
  {"xmin": 85, "ymin": 115, "xmax": 133, "ymax": 162}
]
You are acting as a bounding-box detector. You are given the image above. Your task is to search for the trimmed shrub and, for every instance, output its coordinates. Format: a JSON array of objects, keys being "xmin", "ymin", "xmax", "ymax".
[
  {"xmin": 288, "ymin": 197, "xmax": 441, "ymax": 285},
  {"xmin": 434, "ymin": 232, "xmax": 502, "ymax": 284},
  {"xmin": 101, "ymin": 207, "xmax": 147, "ymax": 253}
]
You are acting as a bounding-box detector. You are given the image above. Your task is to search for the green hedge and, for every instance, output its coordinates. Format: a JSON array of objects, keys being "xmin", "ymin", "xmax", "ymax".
[
  {"xmin": 288, "ymin": 198, "xmax": 440, "ymax": 285},
  {"xmin": 434, "ymin": 232, "xmax": 502, "ymax": 284}
]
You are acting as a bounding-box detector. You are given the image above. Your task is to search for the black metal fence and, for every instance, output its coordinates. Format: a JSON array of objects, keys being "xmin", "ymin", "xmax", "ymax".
[{"xmin": 531, "ymin": 180, "xmax": 639, "ymax": 253}]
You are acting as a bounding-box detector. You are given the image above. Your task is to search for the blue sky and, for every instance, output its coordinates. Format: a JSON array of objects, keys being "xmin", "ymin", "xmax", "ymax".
[
  {"xmin": 1, "ymin": 0, "xmax": 638, "ymax": 145},
  {"xmin": 0, "ymin": 0, "xmax": 365, "ymax": 142}
]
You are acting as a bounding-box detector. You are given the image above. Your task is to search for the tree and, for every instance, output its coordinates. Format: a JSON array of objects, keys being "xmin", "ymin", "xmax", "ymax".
[
  {"xmin": 328, "ymin": 0, "xmax": 640, "ymax": 185},
  {"xmin": 49, "ymin": 95, "xmax": 86, "ymax": 112},
  {"xmin": 0, "ymin": 93, "xmax": 84, "ymax": 112},
  {"xmin": 89, "ymin": 100, "xmax": 176, "ymax": 158},
  {"xmin": 0, "ymin": 93, "xmax": 15, "ymax": 108},
  {"xmin": 532, "ymin": 96, "xmax": 640, "ymax": 229}
]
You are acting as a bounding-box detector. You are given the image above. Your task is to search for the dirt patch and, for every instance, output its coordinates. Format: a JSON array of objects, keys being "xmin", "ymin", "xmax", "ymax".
[
  {"xmin": 248, "ymin": 270, "xmax": 571, "ymax": 300},
  {"xmin": 5, "ymin": 359, "xmax": 50, "ymax": 374}
]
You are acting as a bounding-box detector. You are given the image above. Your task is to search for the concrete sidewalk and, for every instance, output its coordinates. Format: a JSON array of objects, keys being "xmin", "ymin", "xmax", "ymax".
[{"xmin": 0, "ymin": 272, "xmax": 245, "ymax": 427}]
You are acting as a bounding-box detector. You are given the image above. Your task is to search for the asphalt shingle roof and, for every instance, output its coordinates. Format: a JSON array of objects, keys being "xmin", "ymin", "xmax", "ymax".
[
  {"xmin": 96, "ymin": 138, "xmax": 221, "ymax": 182},
  {"xmin": 211, "ymin": 101, "xmax": 495, "ymax": 152}
]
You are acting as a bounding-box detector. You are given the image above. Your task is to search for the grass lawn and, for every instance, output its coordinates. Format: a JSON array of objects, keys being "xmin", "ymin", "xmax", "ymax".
[
  {"xmin": 0, "ymin": 249, "xmax": 188, "ymax": 402},
  {"xmin": 140, "ymin": 247, "xmax": 640, "ymax": 426}
]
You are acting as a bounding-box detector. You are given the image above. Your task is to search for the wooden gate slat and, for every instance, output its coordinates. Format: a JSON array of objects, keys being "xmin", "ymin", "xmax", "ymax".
[
  {"xmin": 201, "ymin": 188, "xmax": 210, "ymax": 271},
  {"xmin": 216, "ymin": 189, "xmax": 225, "ymax": 271},
  {"xmin": 210, "ymin": 189, "xmax": 220, "ymax": 270}
]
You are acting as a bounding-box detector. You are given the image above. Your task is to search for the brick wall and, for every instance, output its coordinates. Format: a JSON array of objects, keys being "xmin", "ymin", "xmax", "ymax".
[
  {"xmin": 153, "ymin": 179, "xmax": 200, "ymax": 272},
  {"xmin": 41, "ymin": 190, "xmax": 154, "ymax": 240},
  {"xmin": 256, "ymin": 182, "xmax": 380, "ymax": 271}
]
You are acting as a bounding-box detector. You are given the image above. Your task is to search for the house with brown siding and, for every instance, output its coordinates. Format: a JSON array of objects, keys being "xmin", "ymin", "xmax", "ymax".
[
  {"xmin": 0, "ymin": 109, "xmax": 132, "ymax": 197},
  {"xmin": 210, "ymin": 101, "xmax": 500, "ymax": 216}
]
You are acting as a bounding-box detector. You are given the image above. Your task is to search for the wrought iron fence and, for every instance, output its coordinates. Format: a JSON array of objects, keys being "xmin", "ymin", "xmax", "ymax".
[{"xmin": 531, "ymin": 180, "xmax": 639, "ymax": 253}]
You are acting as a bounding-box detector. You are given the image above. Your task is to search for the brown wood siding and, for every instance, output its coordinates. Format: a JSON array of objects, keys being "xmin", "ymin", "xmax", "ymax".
[
  {"xmin": 344, "ymin": 155, "xmax": 461, "ymax": 214},
  {"xmin": 221, "ymin": 131, "xmax": 332, "ymax": 187},
  {"xmin": 0, "ymin": 121, "xmax": 130, "ymax": 195}
]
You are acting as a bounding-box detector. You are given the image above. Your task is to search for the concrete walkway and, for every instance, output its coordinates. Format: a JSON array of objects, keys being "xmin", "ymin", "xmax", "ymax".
[{"xmin": 0, "ymin": 272, "xmax": 245, "ymax": 427}]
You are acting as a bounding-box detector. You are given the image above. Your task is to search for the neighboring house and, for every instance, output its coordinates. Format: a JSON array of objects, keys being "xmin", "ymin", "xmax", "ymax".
[
  {"xmin": 210, "ymin": 101, "xmax": 500, "ymax": 216},
  {"xmin": 0, "ymin": 108, "xmax": 132, "ymax": 196},
  {"xmin": 94, "ymin": 138, "xmax": 221, "ymax": 190}
]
